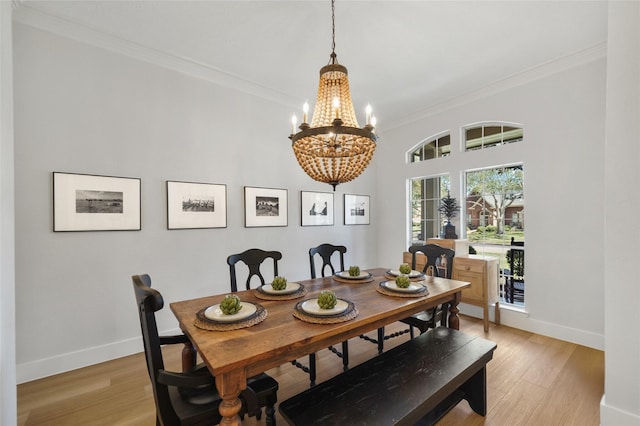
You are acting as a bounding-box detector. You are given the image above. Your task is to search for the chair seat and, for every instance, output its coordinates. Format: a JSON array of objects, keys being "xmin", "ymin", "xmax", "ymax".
[
  {"xmin": 247, "ymin": 373, "xmax": 280, "ymax": 399},
  {"xmin": 399, "ymin": 305, "xmax": 447, "ymax": 334},
  {"xmin": 169, "ymin": 385, "xmax": 221, "ymax": 425}
]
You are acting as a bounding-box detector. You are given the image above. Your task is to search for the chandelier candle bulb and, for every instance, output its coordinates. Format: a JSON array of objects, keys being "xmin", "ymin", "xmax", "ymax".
[
  {"xmin": 303, "ymin": 102, "xmax": 309, "ymax": 123},
  {"xmin": 332, "ymin": 97, "xmax": 340, "ymax": 119},
  {"xmin": 366, "ymin": 104, "xmax": 372, "ymax": 125}
]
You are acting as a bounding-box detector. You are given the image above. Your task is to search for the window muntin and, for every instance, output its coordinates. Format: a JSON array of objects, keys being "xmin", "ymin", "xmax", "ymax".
[
  {"xmin": 465, "ymin": 124, "xmax": 523, "ymax": 151},
  {"xmin": 410, "ymin": 175, "xmax": 449, "ymax": 243},
  {"xmin": 410, "ymin": 134, "xmax": 450, "ymax": 163}
]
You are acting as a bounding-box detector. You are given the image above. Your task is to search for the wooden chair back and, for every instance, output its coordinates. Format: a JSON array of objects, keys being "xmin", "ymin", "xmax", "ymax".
[
  {"xmin": 132, "ymin": 275, "xmax": 182, "ymax": 425},
  {"xmin": 227, "ymin": 248, "xmax": 282, "ymax": 291},
  {"xmin": 408, "ymin": 244, "xmax": 455, "ymax": 279},
  {"xmin": 309, "ymin": 243, "xmax": 347, "ymax": 278}
]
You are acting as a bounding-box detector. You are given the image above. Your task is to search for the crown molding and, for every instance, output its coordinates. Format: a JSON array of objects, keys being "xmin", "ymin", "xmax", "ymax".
[
  {"xmin": 384, "ymin": 41, "xmax": 608, "ymax": 131},
  {"xmin": 12, "ymin": 3, "xmax": 607, "ymax": 132},
  {"xmin": 12, "ymin": 4, "xmax": 298, "ymax": 107}
]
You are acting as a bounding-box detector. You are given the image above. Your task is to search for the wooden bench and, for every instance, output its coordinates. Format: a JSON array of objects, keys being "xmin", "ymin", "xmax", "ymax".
[{"xmin": 278, "ymin": 327, "xmax": 497, "ymax": 425}]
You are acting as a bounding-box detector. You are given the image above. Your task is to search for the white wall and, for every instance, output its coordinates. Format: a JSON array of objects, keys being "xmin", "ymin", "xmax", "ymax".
[
  {"xmin": 0, "ymin": 2, "xmax": 17, "ymax": 424},
  {"xmin": 601, "ymin": 2, "xmax": 640, "ymax": 424},
  {"xmin": 376, "ymin": 55, "xmax": 607, "ymax": 349},
  {"xmin": 12, "ymin": 23, "xmax": 379, "ymax": 383}
]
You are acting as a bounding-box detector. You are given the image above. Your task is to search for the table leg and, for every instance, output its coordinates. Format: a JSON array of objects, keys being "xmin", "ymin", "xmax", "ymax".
[
  {"xmin": 216, "ymin": 369, "xmax": 246, "ymax": 425},
  {"xmin": 448, "ymin": 292, "xmax": 462, "ymax": 330},
  {"xmin": 182, "ymin": 342, "xmax": 197, "ymax": 372}
]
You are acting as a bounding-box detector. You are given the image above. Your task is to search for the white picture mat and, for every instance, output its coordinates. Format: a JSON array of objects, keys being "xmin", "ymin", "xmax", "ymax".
[
  {"xmin": 53, "ymin": 172, "xmax": 141, "ymax": 231},
  {"xmin": 244, "ymin": 186, "xmax": 288, "ymax": 227},
  {"xmin": 167, "ymin": 181, "xmax": 227, "ymax": 229},
  {"xmin": 344, "ymin": 194, "xmax": 370, "ymax": 225},
  {"xmin": 301, "ymin": 191, "xmax": 334, "ymax": 226}
]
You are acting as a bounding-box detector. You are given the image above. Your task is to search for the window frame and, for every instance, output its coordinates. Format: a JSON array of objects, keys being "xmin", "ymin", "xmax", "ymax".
[{"xmin": 407, "ymin": 131, "xmax": 451, "ymax": 163}]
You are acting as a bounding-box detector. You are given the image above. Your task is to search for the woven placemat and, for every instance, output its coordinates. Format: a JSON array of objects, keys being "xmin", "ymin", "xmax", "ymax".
[
  {"xmin": 194, "ymin": 303, "xmax": 267, "ymax": 331},
  {"xmin": 253, "ymin": 285, "xmax": 308, "ymax": 301},
  {"xmin": 333, "ymin": 275, "xmax": 375, "ymax": 284},
  {"xmin": 376, "ymin": 282, "xmax": 429, "ymax": 298},
  {"xmin": 292, "ymin": 300, "xmax": 359, "ymax": 324}
]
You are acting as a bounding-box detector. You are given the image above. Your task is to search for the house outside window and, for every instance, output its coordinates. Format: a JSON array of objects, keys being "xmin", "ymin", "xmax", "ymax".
[{"xmin": 465, "ymin": 164, "xmax": 525, "ymax": 305}]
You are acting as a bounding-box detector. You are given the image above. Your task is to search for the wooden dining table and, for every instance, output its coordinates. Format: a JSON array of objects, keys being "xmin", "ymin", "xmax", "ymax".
[{"xmin": 170, "ymin": 267, "xmax": 470, "ymax": 425}]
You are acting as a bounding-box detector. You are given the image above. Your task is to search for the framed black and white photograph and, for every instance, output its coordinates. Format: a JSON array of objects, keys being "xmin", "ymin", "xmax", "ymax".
[
  {"xmin": 53, "ymin": 172, "xmax": 141, "ymax": 232},
  {"xmin": 344, "ymin": 194, "xmax": 370, "ymax": 225},
  {"xmin": 244, "ymin": 186, "xmax": 288, "ymax": 227},
  {"xmin": 167, "ymin": 181, "xmax": 227, "ymax": 229},
  {"xmin": 301, "ymin": 191, "xmax": 334, "ymax": 226}
]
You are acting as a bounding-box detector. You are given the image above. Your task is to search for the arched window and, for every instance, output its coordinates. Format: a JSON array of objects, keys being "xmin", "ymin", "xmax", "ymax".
[
  {"xmin": 408, "ymin": 132, "xmax": 450, "ymax": 163},
  {"xmin": 464, "ymin": 123, "xmax": 522, "ymax": 151}
]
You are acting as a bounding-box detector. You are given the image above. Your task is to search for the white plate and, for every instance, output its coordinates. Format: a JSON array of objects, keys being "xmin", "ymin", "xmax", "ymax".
[
  {"xmin": 388, "ymin": 269, "xmax": 423, "ymax": 278},
  {"xmin": 260, "ymin": 282, "xmax": 301, "ymax": 295},
  {"xmin": 381, "ymin": 280, "xmax": 426, "ymax": 293},
  {"xmin": 336, "ymin": 271, "xmax": 371, "ymax": 280},
  {"xmin": 300, "ymin": 298, "xmax": 349, "ymax": 316},
  {"xmin": 204, "ymin": 302, "xmax": 257, "ymax": 322}
]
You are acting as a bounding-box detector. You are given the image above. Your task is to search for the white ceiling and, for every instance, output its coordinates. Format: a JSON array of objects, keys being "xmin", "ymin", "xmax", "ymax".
[{"xmin": 15, "ymin": 0, "xmax": 608, "ymax": 128}]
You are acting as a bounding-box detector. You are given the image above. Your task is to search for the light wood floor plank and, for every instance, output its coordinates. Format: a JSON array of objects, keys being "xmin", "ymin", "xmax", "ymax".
[{"xmin": 17, "ymin": 316, "xmax": 603, "ymax": 425}]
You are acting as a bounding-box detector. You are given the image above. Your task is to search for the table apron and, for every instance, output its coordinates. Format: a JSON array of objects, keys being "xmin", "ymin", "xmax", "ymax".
[{"xmin": 225, "ymin": 291, "xmax": 458, "ymax": 379}]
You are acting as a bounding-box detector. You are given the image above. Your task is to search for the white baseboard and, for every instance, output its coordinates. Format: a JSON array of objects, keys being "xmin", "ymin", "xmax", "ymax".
[
  {"xmin": 16, "ymin": 327, "xmax": 180, "ymax": 384},
  {"xmin": 459, "ymin": 303, "xmax": 604, "ymax": 350},
  {"xmin": 600, "ymin": 394, "xmax": 640, "ymax": 425},
  {"xmin": 19, "ymin": 308, "xmax": 605, "ymax": 384}
]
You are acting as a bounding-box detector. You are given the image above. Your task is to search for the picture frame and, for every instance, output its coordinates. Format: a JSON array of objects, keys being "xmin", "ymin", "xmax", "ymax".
[
  {"xmin": 53, "ymin": 172, "xmax": 141, "ymax": 232},
  {"xmin": 301, "ymin": 191, "xmax": 334, "ymax": 226},
  {"xmin": 244, "ymin": 186, "xmax": 288, "ymax": 227},
  {"xmin": 167, "ymin": 181, "xmax": 227, "ymax": 229},
  {"xmin": 344, "ymin": 194, "xmax": 370, "ymax": 225}
]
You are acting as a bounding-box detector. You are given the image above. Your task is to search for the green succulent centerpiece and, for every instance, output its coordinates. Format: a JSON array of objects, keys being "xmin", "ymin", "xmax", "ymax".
[
  {"xmin": 219, "ymin": 294, "xmax": 243, "ymax": 315},
  {"xmin": 399, "ymin": 263, "xmax": 412, "ymax": 274},
  {"xmin": 395, "ymin": 275, "xmax": 411, "ymax": 288},
  {"xmin": 317, "ymin": 290, "xmax": 338, "ymax": 309},
  {"xmin": 271, "ymin": 276, "xmax": 287, "ymax": 291},
  {"xmin": 348, "ymin": 265, "xmax": 360, "ymax": 277}
]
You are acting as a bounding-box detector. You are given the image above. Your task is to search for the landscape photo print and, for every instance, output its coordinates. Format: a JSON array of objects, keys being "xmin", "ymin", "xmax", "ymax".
[
  {"xmin": 53, "ymin": 172, "xmax": 141, "ymax": 231},
  {"xmin": 244, "ymin": 186, "xmax": 288, "ymax": 227}
]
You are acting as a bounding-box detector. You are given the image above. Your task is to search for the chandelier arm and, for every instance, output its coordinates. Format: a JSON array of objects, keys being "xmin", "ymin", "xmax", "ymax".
[{"xmin": 290, "ymin": 126, "xmax": 377, "ymax": 143}]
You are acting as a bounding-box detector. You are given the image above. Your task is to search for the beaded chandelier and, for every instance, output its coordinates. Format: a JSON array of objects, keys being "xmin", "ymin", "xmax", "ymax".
[{"xmin": 289, "ymin": 0, "xmax": 377, "ymax": 190}]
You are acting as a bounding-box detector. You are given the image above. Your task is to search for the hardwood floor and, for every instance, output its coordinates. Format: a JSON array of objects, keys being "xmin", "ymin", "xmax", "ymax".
[{"xmin": 17, "ymin": 315, "xmax": 604, "ymax": 425}]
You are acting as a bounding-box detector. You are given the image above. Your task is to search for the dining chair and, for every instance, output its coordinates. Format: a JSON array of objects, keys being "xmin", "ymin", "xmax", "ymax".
[
  {"xmin": 227, "ymin": 249, "xmax": 317, "ymax": 387},
  {"xmin": 400, "ymin": 244, "xmax": 455, "ymax": 337},
  {"xmin": 506, "ymin": 237, "xmax": 525, "ymax": 303},
  {"xmin": 309, "ymin": 243, "xmax": 346, "ymax": 278},
  {"xmin": 227, "ymin": 248, "xmax": 282, "ymax": 292},
  {"xmin": 373, "ymin": 244, "xmax": 455, "ymax": 353},
  {"xmin": 132, "ymin": 274, "xmax": 279, "ymax": 425},
  {"xmin": 309, "ymin": 244, "xmax": 350, "ymax": 374}
]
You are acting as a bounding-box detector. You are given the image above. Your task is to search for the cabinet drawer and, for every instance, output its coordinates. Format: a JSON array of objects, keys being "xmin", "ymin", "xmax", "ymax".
[
  {"xmin": 454, "ymin": 259, "xmax": 484, "ymax": 274},
  {"xmin": 455, "ymin": 271, "xmax": 484, "ymax": 300}
]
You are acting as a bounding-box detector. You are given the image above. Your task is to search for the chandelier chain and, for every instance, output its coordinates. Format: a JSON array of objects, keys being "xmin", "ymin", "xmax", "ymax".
[{"xmin": 330, "ymin": 0, "xmax": 336, "ymax": 63}]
